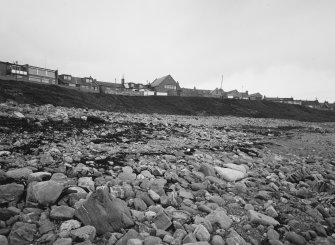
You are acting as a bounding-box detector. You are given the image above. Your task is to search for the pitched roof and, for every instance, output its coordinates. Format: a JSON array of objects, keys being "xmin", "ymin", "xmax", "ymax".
[{"xmin": 151, "ymin": 75, "xmax": 172, "ymax": 87}]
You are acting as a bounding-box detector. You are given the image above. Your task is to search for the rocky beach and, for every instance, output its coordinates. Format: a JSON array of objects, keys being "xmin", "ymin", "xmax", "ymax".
[{"xmin": 0, "ymin": 101, "xmax": 335, "ymax": 245}]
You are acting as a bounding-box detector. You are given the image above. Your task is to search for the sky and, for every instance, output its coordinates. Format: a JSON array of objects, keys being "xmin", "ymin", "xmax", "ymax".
[{"xmin": 1, "ymin": 0, "xmax": 335, "ymax": 102}]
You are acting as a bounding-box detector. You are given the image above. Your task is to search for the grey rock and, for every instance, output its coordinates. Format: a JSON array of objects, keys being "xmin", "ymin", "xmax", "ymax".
[
  {"xmin": 74, "ymin": 186, "xmax": 134, "ymax": 234},
  {"xmin": 0, "ymin": 235, "xmax": 8, "ymax": 245},
  {"xmin": 153, "ymin": 210, "xmax": 172, "ymax": 230},
  {"xmin": 247, "ymin": 210, "xmax": 279, "ymax": 226},
  {"xmin": 143, "ymin": 236, "xmax": 162, "ymax": 245},
  {"xmin": 5, "ymin": 168, "xmax": 33, "ymax": 180},
  {"xmin": 193, "ymin": 224, "xmax": 210, "ymax": 241},
  {"xmin": 26, "ymin": 180, "xmax": 64, "ymax": 206},
  {"xmin": 205, "ymin": 210, "xmax": 232, "ymax": 230},
  {"xmin": 0, "ymin": 183, "xmax": 24, "ymax": 204},
  {"xmin": 50, "ymin": 205, "xmax": 75, "ymax": 220},
  {"xmin": 8, "ymin": 222, "xmax": 37, "ymax": 245},
  {"xmin": 71, "ymin": 225, "xmax": 96, "ymax": 241},
  {"xmin": 116, "ymin": 229, "xmax": 142, "ymax": 245},
  {"xmin": 285, "ymin": 232, "xmax": 306, "ymax": 245},
  {"xmin": 53, "ymin": 237, "xmax": 72, "ymax": 245}
]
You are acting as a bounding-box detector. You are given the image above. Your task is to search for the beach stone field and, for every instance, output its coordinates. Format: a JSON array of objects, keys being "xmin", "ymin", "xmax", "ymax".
[{"xmin": 0, "ymin": 102, "xmax": 335, "ymax": 245}]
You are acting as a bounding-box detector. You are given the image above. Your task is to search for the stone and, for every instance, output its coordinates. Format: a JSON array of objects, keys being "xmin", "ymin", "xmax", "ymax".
[
  {"xmin": 285, "ymin": 232, "xmax": 306, "ymax": 245},
  {"xmin": 59, "ymin": 219, "xmax": 81, "ymax": 237},
  {"xmin": 247, "ymin": 210, "xmax": 279, "ymax": 226},
  {"xmin": 0, "ymin": 183, "xmax": 24, "ymax": 204},
  {"xmin": 205, "ymin": 210, "xmax": 232, "ymax": 230},
  {"xmin": 183, "ymin": 233, "xmax": 197, "ymax": 244},
  {"xmin": 118, "ymin": 172, "xmax": 137, "ymax": 183},
  {"xmin": 71, "ymin": 225, "xmax": 96, "ymax": 241},
  {"xmin": 214, "ymin": 167, "xmax": 246, "ymax": 182},
  {"xmin": 183, "ymin": 242, "xmax": 211, "ymax": 245},
  {"xmin": 226, "ymin": 230, "xmax": 247, "ymax": 245},
  {"xmin": 148, "ymin": 189, "xmax": 160, "ymax": 201},
  {"xmin": 26, "ymin": 180, "xmax": 64, "ymax": 206},
  {"xmin": 78, "ymin": 177, "xmax": 95, "ymax": 192},
  {"xmin": 267, "ymin": 228, "xmax": 280, "ymax": 240},
  {"xmin": 50, "ymin": 205, "xmax": 75, "ymax": 220},
  {"xmin": 0, "ymin": 235, "xmax": 8, "ymax": 245},
  {"xmin": 74, "ymin": 186, "xmax": 134, "ymax": 234},
  {"xmin": 266, "ymin": 206, "xmax": 279, "ymax": 218},
  {"xmin": 127, "ymin": 238, "xmax": 143, "ymax": 245},
  {"xmin": 116, "ymin": 229, "xmax": 142, "ymax": 245},
  {"xmin": 223, "ymin": 163, "xmax": 248, "ymax": 174},
  {"xmin": 28, "ymin": 172, "xmax": 52, "ymax": 182},
  {"xmin": 143, "ymin": 236, "xmax": 162, "ymax": 245},
  {"xmin": 53, "ymin": 237, "xmax": 73, "ymax": 245},
  {"xmin": 194, "ymin": 224, "xmax": 210, "ymax": 241},
  {"xmin": 134, "ymin": 197, "xmax": 147, "ymax": 211},
  {"xmin": 5, "ymin": 168, "xmax": 33, "ymax": 180},
  {"xmin": 8, "ymin": 221, "xmax": 37, "ymax": 245},
  {"xmin": 199, "ymin": 163, "xmax": 216, "ymax": 177},
  {"xmin": 211, "ymin": 235, "xmax": 224, "ymax": 245},
  {"xmin": 153, "ymin": 210, "xmax": 172, "ymax": 230}
]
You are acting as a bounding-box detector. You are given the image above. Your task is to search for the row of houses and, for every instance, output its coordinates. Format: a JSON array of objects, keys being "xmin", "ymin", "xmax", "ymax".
[{"xmin": 1, "ymin": 60, "xmax": 334, "ymax": 110}]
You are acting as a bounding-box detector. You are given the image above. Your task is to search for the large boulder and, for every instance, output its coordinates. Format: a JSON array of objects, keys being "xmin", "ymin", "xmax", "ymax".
[
  {"xmin": 74, "ymin": 186, "xmax": 134, "ymax": 234},
  {"xmin": 26, "ymin": 180, "xmax": 64, "ymax": 206}
]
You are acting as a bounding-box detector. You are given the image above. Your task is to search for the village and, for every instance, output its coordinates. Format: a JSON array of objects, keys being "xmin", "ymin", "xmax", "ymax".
[{"xmin": 0, "ymin": 60, "xmax": 334, "ymax": 111}]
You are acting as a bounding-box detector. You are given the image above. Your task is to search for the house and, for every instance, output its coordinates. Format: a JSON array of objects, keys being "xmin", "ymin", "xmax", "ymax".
[
  {"xmin": 226, "ymin": 90, "xmax": 249, "ymax": 99},
  {"xmin": 180, "ymin": 87, "xmax": 211, "ymax": 97},
  {"xmin": 0, "ymin": 61, "xmax": 28, "ymax": 80},
  {"xmin": 301, "ymin": 100, "xmax": 320, "ymax": 109},
  {"xmin": 248, "ymin": 93, "xmax": 263, "ymax": 100},
  {"xmin": 150, "ymin": 75, "xmax": 181, "ymax": 96},
  {"xmin": 209, "ymin": 88, "xmax": 225, "ymax": 98},
  {"xmin": 58, "ymin": 74, "xmax": 99, "ymax": 92},
  {"xmin": 98, "ymin": 81, "xmax": 124, "ymax": 94},
  {"xmin": 264, "ymin": 97, "xmax": 294, "ymax": 103},
  {"xmin": 28, "ymin": 65, "xmax": 58, "ymax": 84},
  {"xmin": 0, "ymin": 61, "xmax": 58, "ymax": 84}
]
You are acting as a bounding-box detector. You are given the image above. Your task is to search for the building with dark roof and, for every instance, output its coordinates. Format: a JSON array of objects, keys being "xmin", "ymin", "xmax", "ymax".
[
  {"xmin": 149, "ymin": 75, "xmax": 181, "ymax": 95},
  {"xmin": 58, "ymin": 74, "xmax": 99, "ymax": 92}
]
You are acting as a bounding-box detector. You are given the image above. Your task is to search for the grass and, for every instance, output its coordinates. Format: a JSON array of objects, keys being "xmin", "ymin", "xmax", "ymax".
[{"xmin": 1, "ymin": 79, "xmax": 335, "ymax": 122}]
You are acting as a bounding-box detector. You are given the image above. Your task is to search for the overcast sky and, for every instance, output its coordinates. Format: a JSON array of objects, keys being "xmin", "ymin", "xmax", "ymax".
[{"xmin": 1, "ymin": 0, "xmax": 334, "ymax": 101}]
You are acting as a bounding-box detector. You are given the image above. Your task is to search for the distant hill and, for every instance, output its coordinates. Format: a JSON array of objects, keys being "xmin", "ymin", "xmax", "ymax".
[{"xmin": 1, "ymin": 79, "xmax": 335, "ymax": 122}]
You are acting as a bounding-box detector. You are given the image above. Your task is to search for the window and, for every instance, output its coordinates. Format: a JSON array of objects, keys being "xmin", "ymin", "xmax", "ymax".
[
  {"xmin": 64, "ymin": 76, "xmax": 71, "ymax": 80},
  {"xmin": 164, "ymin": 85, "xmax": 176, "ymax": 90},
  {"xmin": 29, "ymin": 68, "xmax": 37, "ymax": 75},
  {"xmin": 29, "ymin": 76, "xmax": 41, "ymax": 82}
]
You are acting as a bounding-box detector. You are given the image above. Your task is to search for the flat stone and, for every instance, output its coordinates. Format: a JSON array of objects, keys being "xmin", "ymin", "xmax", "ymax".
[
  {"xmin": 134, "ymin": 197, "xmax": 147, "ymax": 211},
  {"xmin": 148, "ymin": 189, "xmax": 160, "ymax": 201},
  {"xmin": 28, "ymin": 172, "xmax": 52, "ymax": 182},
  {"xmin": 0, "ymin": 183, "xmax": 24, "ymax": 204},
  {"xmin": 118, "ymin": 172, "xmax": 137, "ymax": 183},
  {"xmin": 5, "ymin": 168, "xmax": 33, "ymax": 180},
  {"xmin": 153, "ymin": 210, "xmax": 172, "ymax": 230},
  {"xmin": 248, "ymin": 210, "xmax": 279, "ymax": 226},
  {"xmin": 183, "ymin": 242, "xmax": 211, "ymax": 245},
  {"xmin": 214, "ymin": 167, "xmax": 246, "ymax": 182},
  {"xmin": 74, "ymin": 186, "xmax": 134, "ymax": 234},
  {"xmin": 26, "ymin": 180, "xmax": 64, "ymax": 206},
  {"xmin": 211, "ymin": 235, "xmax": 224, "ymax": 245},
  {"xmin": 71, "ymin": 225, "xmax": 96, "ymax": 241},
  {"xmin": 50, "ymin": 205, "xmax": 75, "ymax": 220},
  {"xmin": 53, "ymin": 237, "xmax": 72, "ymax": 245}
]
